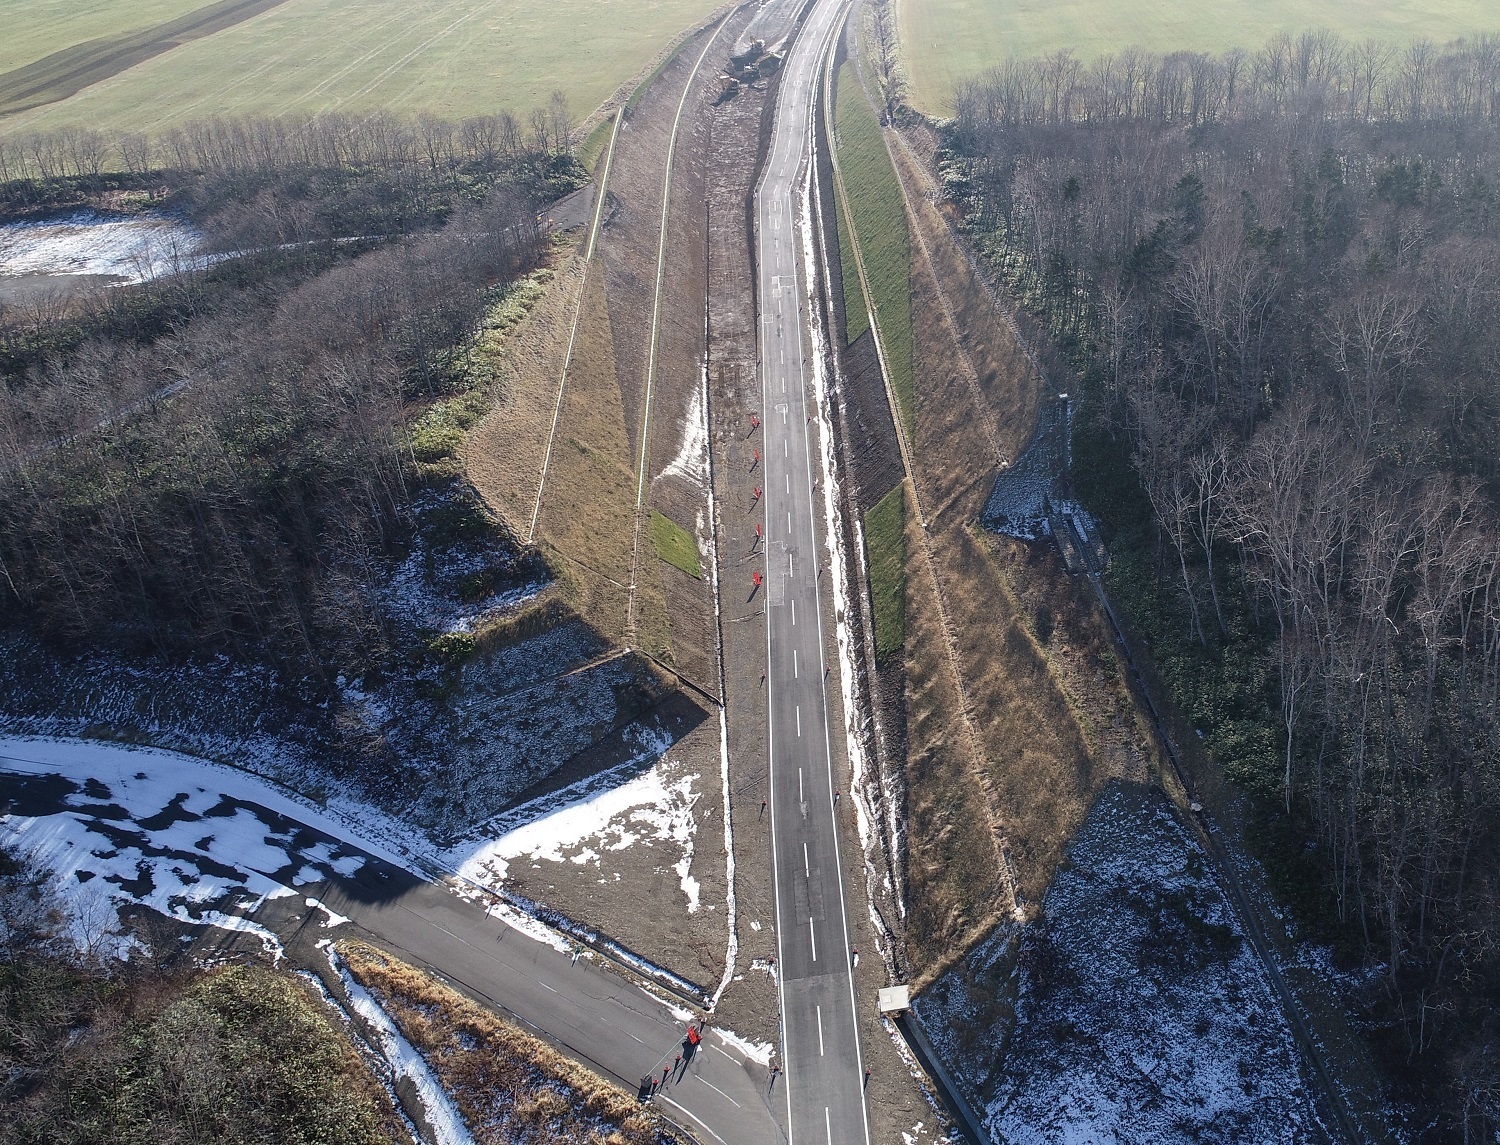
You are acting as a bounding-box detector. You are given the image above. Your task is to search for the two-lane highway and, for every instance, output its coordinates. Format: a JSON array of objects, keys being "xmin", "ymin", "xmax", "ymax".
[{"xmin": 754, "ymin": 0, "xmax": 871, "ymax": 1142}]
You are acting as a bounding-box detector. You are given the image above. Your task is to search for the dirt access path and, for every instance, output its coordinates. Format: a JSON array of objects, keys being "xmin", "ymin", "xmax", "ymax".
[{"xmin": 463, "ymin": 11, "xmax": 745, "ymax": 1012}]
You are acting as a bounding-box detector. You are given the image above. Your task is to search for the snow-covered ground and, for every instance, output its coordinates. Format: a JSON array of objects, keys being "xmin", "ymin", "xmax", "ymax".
[
  {"xmin": 456, "ymin": 748, "xmax": 703, "ymax": 913},
  {"xmin": 659, "ymin": 384, "xmax": 710, "ymax": 488},
  {"xmin": 0, "ymin": 738, "xmax": 378, "ymax": 960},
  {"xmin": 917, "ymin": 781, "xmax": 1320, "ymax": 1144},
  {"xmin": 0, "ymin": 211, "xmax": 203, "ymax": 284},
  {"xmin": 0, "ymin": 732, "xmax": 705, "ymax": 957}
]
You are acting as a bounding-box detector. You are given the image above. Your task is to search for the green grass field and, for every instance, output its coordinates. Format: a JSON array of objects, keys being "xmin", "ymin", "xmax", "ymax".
[
  {"xmin": 864, "ymin": 482, "xmax": 907, "ymax": 659},
  {"xmin": 834, "ymin": 54, "xmax": 914, "ymax": 442},
  {"xmin": 897, "ymin": 0, "xmax": 1500, "ymax": 112},
  {"xmin": 1, "ymin": 0, "xmax": 723, "ymax": 135},
  {"xmin": 0, "ymin": 0, "xmax": 207, "ymax": 77},
  {"xmin": 650, "ymin": 510, "xmax": 701, "ymax": 579}
]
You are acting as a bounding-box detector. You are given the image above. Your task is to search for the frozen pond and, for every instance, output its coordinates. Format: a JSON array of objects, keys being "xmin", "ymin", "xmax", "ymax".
[{"xmin": 0, "ymin": 210, "xmax": 203, "ymax": 289}]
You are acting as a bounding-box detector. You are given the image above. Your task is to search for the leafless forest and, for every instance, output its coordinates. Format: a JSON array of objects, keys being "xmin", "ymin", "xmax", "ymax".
[
  {"xmin": 947, "ymin": 32, "xmax": 1500, "ymax": 1136},
  {"xmin": 0, "ymin": 112, "xmax": 572, "ymax": 674}
]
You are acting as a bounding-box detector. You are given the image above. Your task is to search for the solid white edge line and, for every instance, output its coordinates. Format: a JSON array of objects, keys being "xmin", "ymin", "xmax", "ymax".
[{"xmin": 802, "ymin": 12, "xmax": 874, "ymax": 1141}]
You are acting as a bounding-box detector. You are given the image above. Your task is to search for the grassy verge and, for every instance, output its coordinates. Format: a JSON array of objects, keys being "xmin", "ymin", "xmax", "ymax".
[
  {"xmin": 409, "ymin": 262, "xmax": 556, "ymax": 482},
  {"xmin": 579, "ymin": 114, "xmax": 616, "ymax": 175},
  {"xmin": 340, "ymin": 940, "xmax": 681, "ymax": 1145},
  {"xmin": 833, "ymin": 169, "xmax": 871, "ymax": 345},
  {"xmin": 864, "ymin": 482, "xmax": 906, "ymax": 658},
  {"xmin": 650, "ymin": 509, "xmax": 702, "ymax": 579},
  {"xmin": 833, "ymin": 55, "xmax": 914, "ymax": 441}
]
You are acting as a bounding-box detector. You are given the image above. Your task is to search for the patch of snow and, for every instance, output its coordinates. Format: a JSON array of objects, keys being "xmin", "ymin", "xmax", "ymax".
[
  {"xmin": 453, "ymin": 751, "xmax": 701, "ymax": 915},
  {"xmin": 380, "ymin": 545, "xmax": 545, "ymax": 636},
  {"xmin": 645, "ymin": 991, "xmax": 697, "ymax": 1024},
  {"xmin": 712, "ymin": 1026, "xmax": 774, "ymax": 1066},
  {"xmin": 447, "ymin": 881, "xmax": 574, "ymax": 955},
  {"xmin": 692, "ymin": 351, "xmax": 741, "ymax": 1008},
  {"xmin": 306, "ymin": 897, "xmax": 352, "ymax": 928},
  {"xmin": 327, "ymin": 946, "xmax": 476, "ymax": 1145},
  {"xmin": 968, "ymin": 782, "xmax": 1318, "ymax": 1143},
  {"xmin": 1, "ymin": 798, "xmax": 299, "ymax": 962},
  {"xmin": 195, "ymin": 909, "xmax": 286, "ymax": 962},
  {"xmin": 0, "ymin": 211, "xmax": 204, "ymax": 284},
  {"xmin": 0, "ymin": 733, "xmax": 706, "ymax": 974},
  {"xmin": 659, "ymin": 381, "xmax": 710, "ymax": 487}
]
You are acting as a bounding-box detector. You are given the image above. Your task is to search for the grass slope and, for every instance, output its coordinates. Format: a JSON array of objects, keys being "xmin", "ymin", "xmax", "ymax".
[
  {"xmin": 897, "ymin": 0, "xmax": 1500, "ymax": 113},
  {"xmin": 864, "ymin": 481, "xmax": 906, "ymax": 659},
  {"xmin": 833, "ymin": 169, "xmax": 870, "ymax": 345},
  {"xmin": 834, "ymin": 55, "xmax": 914, "ymax": 441},
  {"xmin": 650, "ymin": 509, "xmax": 702, "ymax": 579},
  {"xmin": 4, "ymin": 0, "xmax": 724, "ymax": 134}
]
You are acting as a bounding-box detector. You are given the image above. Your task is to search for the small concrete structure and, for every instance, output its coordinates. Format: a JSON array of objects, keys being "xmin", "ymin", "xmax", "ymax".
[{"xmin": 878, "ymin": 984, "xmax": 911, "ymax": 1015}]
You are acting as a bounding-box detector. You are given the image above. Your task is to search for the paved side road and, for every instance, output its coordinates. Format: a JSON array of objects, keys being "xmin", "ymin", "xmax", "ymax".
[
  {"xmin": 240, "ymin": 854, "xmax": 788, "ymax": 1145},
  {"xmin": 0, "ymin": 749, "xmax": 783, "ymax": 1145},
  {"xmin": 751, "ymin": 0, "xmax": 871, "ymax": 1141}
]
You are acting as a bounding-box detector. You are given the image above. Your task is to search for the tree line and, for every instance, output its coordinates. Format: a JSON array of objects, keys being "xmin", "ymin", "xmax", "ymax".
[
  {"xmin": 0, "ymin": 96, "xmax": 575, "ymax": 185},
  {"xmin": 954, "ymin": 30, "xmax": 1500, "ymax": 130},
  {"xmin": 945, "ymin": 38, "xmax": 1500, "ymax": 1135}
]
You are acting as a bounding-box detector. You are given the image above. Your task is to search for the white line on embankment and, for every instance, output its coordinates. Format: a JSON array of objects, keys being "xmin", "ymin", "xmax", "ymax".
[
  {"xmin": 625, "ymin": 11, "xmax": 735, "ymax": 636},
  {"xmin": 527, "ymin": 105, "xmax": 625, "ymax": 544}
]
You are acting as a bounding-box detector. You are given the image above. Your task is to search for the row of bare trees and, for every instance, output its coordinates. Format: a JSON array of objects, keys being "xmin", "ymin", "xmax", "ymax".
[
  {"xmin": 945, "ymin": 53, "xmax": 1500, "ymax": 1133},
  {"xmin": 0, "ymin": 98, "xmax": 574, "ymax": 185},
  {"xmin": 954, "ymin": 31, "xmax": 1500, "ymax": 130}
]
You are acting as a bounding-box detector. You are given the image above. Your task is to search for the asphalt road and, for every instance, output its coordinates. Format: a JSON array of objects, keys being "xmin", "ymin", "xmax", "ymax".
[
  {"xmin": 752, "ymin": 0, "xmax": 872, "ymax": 1141},
  {"xmin": 262, "ymin": 871, "xmax": 788, "ymax": 1145},
  {"xmin": 0, "ymin": 762, "xmax": 783, "ymax": 1145}
]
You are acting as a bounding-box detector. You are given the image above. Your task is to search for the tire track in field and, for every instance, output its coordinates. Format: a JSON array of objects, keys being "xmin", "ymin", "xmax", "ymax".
[{"xmin": 329, "ymin": 0, "xmax": 496, "ymax": 111}]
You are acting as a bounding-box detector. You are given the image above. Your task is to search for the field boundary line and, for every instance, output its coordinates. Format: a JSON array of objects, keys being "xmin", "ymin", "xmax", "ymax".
[{"xmin": 625, "ymin": 10, "xmax": 737, "ymax": 640}]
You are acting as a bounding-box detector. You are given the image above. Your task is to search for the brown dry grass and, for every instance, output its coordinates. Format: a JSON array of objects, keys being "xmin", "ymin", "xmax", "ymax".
[
  {"xmin": 464, "ymin": 233, "xmax": 672, "ymax": 657},
  {"xmin": 466, "ymin": 236, "xmax": 585, "ymax": 539},
  {"xmin": 339, "ymin": 940, "xmax": 683, "ymax": 1145},
  {"xmin": 900, "ymin": 497, "xmax": 1009, "ymax": 971},
  {"xmin": 856, "ymin": 63, "xmax": 1152, "ymax": 977}
]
